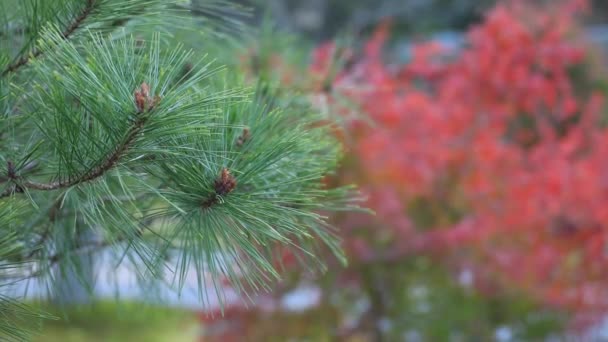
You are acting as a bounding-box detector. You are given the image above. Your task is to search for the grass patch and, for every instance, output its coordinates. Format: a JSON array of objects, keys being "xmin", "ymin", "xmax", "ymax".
[{"xmin": 13, "ymin": 300, "xmax": 199, "ymax": 342}]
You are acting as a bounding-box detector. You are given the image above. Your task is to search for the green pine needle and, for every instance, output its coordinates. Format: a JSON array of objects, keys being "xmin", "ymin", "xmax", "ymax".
[{"xmin": 0, "ymin": 1, "xmax": 363, "ymax": 339}]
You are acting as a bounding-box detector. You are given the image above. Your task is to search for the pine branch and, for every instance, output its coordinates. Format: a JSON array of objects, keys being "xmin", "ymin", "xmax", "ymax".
[
  {"xmin": 0, "ymin": 4, "xmax": 360, "ymax": 334},
  {"xmin": 1, "ymin": 115, "xmax": 144, "ymax": 196},
  {"xmin": 1, "ymin": 0, "xmax": 97, "ymax": 77},
  {"xmin": 1, "ymin": 83, "xmax": 156, "ymax": 196},
  {"xmin": 22, "ymin": 114, "xmax": 146, "ymax": 191}
]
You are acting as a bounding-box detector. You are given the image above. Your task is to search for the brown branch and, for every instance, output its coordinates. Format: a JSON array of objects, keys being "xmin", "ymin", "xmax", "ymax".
[
  {"xmin": 1, "ymin": 0, "xmax": 97, "ymax": 77},
  {"xmin": 22, "ymin": 115, "xmax": 148, "ymax": 191},
  {"xmin": 1, "ymin": 84, "xmax": 158, "ymax": 198}
]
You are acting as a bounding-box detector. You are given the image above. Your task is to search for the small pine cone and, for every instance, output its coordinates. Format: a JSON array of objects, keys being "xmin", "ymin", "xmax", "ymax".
[
  {"xmin": 134, "ymin": 90, "xmax": 146, "ymax": 113},
  {"xmin": 236, "ymin": 128, "xmax": 251, "ymax": 147},
  {"xmin": 214, "ymin": 168, "xmax": 237, "ymax": 195},
  {"xmin": 140, "ymin": 82, "xmax": 150, "ymax": 98},
  {"xmin": 134, "ymin": 82, "xmax": 160, "ymax": 113}
]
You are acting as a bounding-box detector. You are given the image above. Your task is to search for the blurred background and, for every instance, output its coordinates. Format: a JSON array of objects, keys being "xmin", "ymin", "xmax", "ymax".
[{"xmin": 21, "ymin": 0, "xmax": 608, "ymax": 341}]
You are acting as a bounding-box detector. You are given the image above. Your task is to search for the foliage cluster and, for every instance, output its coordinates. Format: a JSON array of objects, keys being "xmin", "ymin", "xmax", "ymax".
[{"xmin": 0, "ymin": 1, "xmax": 357, "ymax": 340}]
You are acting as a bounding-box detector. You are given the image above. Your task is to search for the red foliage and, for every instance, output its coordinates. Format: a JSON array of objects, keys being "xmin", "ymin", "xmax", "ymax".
[{"xmin": 314, "ymin": 0, "xmax": 608, "ymax": 318}]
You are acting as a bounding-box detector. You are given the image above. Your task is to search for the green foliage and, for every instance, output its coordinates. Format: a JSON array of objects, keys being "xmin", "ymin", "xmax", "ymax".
[
  {"xmin": 370, "ymin": 258, "xmax": 566, "ymax": 341},
  {"xmin": 8, "ymin": 301, "xmax": 197, "ymax": 342},
  {"xmin": 151, "ymin": 89, "xmax": 354, "ymax": 299},
  {"xmin": 0, "ymin": 203, "xmax": 55, "ymax": 342},
  {"xmin": 0, "ymin": 0, "xmax": 358, "ymax": 339}
]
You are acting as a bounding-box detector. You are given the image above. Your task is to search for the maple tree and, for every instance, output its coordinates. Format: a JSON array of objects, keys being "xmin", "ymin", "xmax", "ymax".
[{"xmin": 199, "ymin": 0, "xmax": 608, "ymax": 339}]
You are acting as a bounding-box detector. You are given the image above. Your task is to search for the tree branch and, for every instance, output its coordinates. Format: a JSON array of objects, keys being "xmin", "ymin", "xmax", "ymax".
[
  {"xmin": 1, "ymin": 0, "xmax": 97, "ymax": 77},
  {"xmin": 22, "ymin": 115, "xmax": 148, "ymax": 191},
  {"xmin": 1, "ymin": 118, "xmax": 152, "ymax": 201},
  {"xmin": 1, "ymin": 83, "xmax": 158, "ymax": 198}
]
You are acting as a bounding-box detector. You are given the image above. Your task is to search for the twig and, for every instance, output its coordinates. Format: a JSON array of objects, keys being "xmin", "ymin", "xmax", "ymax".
[
  {"xmin": 21, "ymin": 115, "xmax": 148, "ymax": 191},
  {"xmin": 1, "ymin": 0, "xmax": 97, "ymax": 76},
  {"xmin": 0, "ymin": 92, "xmax": 157, "ymax": 199}
]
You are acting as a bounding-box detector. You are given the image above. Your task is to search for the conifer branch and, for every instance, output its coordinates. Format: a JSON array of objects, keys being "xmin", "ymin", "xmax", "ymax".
[
  {"xmin": 1, "ymin": 83, "xmax": 156, "ymax": 196},
  {"xmin": 0, "ymin": 3, "xmax": 358, "ymax": 334},
  {"xmin": 22, "ymin": 116, "xmax": 146, "ymax": 191},
  {"xmin": 1, "ymin": 115, "xmax": 145, "ymax": 196},
  {"xmin": 1, "ymin": 0, "xmax": 97, "ymax": 77}
]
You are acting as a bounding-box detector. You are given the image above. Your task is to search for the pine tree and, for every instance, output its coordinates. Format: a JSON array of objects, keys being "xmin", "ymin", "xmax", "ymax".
[{"xmin": 0, "ymin": 1, "xmax": 358, "ymax": 339}]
